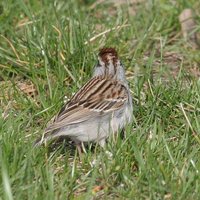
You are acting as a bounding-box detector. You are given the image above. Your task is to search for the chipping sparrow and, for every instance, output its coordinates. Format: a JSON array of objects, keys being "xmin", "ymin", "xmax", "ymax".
[{"xmin": 34, "ymin": 48, "xmax": 133, "ymax": 150}]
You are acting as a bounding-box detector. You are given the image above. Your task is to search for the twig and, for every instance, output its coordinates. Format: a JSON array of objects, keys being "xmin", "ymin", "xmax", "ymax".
[
  {"xmin": 1, "ymin": 35, "xmax": 29, "ymax": 65},
  {"xmin": 52, "ymin": 25, "xmax": 62, "ymax": 39},
  {"xmin": 180, "ymin": 103, "xmax": 200, "ymax": 144},
  {"xmin": 89, "ymin": 0, "xmax": 105, "ymax": 10},
  {"xmin": 16, "ymin": 19, "xmax": 39, "ymax": 28},
  {"xmin": 1, "ymin": 35, "xmax": 20, "ymax": 61},
  {"xmin": 84, "ymin": 24, "xmax": 130, "ymax": 45}
]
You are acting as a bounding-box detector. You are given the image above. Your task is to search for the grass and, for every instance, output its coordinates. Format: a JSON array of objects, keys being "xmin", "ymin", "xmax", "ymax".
[{"xmin": 0, "ymin": 0, "xmax": 200, "ymax": 199}]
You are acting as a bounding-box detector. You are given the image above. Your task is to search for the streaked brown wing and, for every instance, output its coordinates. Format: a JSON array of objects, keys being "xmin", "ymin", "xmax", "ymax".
[{"xmin": 45, "ymin": 76, "xmax": 128, "ymax": 133}]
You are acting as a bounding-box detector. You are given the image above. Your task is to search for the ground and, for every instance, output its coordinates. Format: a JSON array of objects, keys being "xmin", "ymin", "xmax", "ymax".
[{"xmin": 0, "ymin": 0, "xmax": 200, "ymax": 199}]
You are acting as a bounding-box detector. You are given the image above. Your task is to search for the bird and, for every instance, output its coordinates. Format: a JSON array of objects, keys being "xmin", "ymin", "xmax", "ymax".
[{"xmin": 34, "ymin": 48, "xmax": 133, "ymax": 153}]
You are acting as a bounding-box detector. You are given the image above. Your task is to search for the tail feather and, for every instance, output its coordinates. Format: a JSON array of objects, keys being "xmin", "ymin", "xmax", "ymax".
[
  {"xmin": 33, "ymin": 130, "xmax": 55, "ymax": 147},
  {"xmin": 34, "ymin": 136, "xmax": 50, "ymax": 147}
]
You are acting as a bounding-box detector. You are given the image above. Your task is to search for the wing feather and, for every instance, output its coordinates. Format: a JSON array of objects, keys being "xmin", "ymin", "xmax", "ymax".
[{"xmin": 45, "ymin": 75, "xmax": 128, "ymax": 133}]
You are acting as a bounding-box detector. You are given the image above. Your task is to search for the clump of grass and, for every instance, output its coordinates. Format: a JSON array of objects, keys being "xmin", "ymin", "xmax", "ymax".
[{"xmin": 0, "ymin": 0, "xmax": 200, "ymax": 199}]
